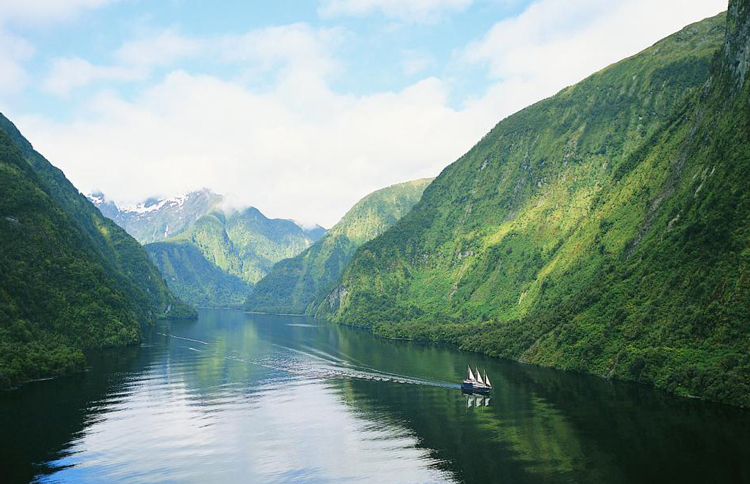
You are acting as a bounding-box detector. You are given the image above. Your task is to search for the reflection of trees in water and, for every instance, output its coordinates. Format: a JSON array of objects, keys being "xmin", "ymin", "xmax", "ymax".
[
  {"xmin": 5, "ymin": 311, "xmax": 749, "ymax": 484},
  {"xmin": 0, "ymin": 345, "xmax": 144, "ymax": 483},
  {"xmin": 335, "ymin": 351, "xmax": 750, "ymax": 484},
  {"xmin": 333, "ymin": 365, "xmax": 597, "ymax": 483}
]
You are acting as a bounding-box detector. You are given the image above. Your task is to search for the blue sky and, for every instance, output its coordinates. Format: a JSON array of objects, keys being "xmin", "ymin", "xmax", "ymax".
[{"xmin": 0, "ymin": 0, "xmax": 728, "ymax": 226}]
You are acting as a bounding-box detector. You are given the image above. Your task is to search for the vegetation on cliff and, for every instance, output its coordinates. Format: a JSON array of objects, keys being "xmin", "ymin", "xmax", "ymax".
[
  {"xmin": 320, "ymin": 10, "xmax": 750, "ymax": 407},
  {"xmin": 245, "ymin": 179, "xmax": 432, "ymax": 314}
]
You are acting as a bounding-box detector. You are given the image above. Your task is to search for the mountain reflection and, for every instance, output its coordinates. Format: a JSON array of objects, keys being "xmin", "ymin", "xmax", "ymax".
[{"xmin": 1, "ymin": 310, "xmax": 748, "ymax": 484}]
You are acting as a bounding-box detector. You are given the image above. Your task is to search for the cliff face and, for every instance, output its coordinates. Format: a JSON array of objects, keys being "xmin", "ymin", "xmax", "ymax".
[
  {"xmin": 722, "ymin": 0, "xmax": 750, "ymax": 88},
  {"xmin": 319, "ymin": 8, "xmax": 750, "ymax": 407}
]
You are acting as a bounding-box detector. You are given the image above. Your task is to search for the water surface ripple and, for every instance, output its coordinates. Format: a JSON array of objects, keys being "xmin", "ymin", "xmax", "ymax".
[{"xmin": 1, "ymin": 310, "xmax": 749, "ymax": 483}]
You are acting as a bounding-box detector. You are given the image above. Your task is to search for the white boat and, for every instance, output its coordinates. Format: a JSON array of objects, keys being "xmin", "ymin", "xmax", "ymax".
[{"xmin": 461, "ymin": 365, "xmax": 492, "ymax": 394}]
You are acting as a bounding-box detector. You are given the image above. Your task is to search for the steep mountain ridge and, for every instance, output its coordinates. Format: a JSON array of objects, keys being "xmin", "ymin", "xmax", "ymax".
[
  {"xmin": 245, "ymin": 178, "xmax": 433, "ymax": 314},
  {"xmin": 0, "ymin": 114, "xmax": 194, "ymax": 322},
  {"xmin": 0, "ymin": 115, "xmax": 195, "ymax": 388},
  {"xmin": 145, "ymin": 206, "xmax": 325, "ymax": 307},
  {"xmin": 88, "ymin": 188, "xmax": 223, "ymax": 244},
  {"xmin": 147, "ymin": 241, "xmax": 251, "ymax": 308},
  {"xmin": 169, "ymin": 206, "xmax": 322, "ymax": 284},
  {"xmin": 319, "ymin": 9, "xmax": 750, "ymax": 407}
]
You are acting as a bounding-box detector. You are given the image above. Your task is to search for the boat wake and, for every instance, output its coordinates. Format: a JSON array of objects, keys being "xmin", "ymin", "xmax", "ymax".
[{"xmin": 158, "ymin": 331, "xmax": 460, "ymax": 390}]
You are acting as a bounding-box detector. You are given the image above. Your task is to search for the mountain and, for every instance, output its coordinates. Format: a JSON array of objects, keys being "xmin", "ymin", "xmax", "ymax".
[
  {"xmin": 146, "ymin": 241, "xmax": 251, "ymax": 308},
  {"xmin": 145, "ymin": 206, "xmax": 325, "ymax": 307},
  {"xmin": 245, "ymin": 178, "xmax": 433, "ymax": 314},
  {"xmin": 318, "ymin": 8, "xmax": 750, "ymax": 408},
  {"xmin": 0, "ymin": 114, "xmax": 195, "ymax": 388},
  {"xmin": 88, "ymin": 188, "xmax": 222, "ymax": 244}
]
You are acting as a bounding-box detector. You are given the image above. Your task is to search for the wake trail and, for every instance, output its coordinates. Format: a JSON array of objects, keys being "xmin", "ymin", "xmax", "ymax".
[
  {"xmin": 159, "ymin": 331, "xmax": 459, "ymax": 390},
  {"xmin": 157, "ymin": 333, "xmax": 210, "ymax": 345}
]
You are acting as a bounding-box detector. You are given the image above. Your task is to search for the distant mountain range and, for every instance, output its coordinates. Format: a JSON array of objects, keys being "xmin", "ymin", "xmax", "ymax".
[
  {"xmin": 88, "ymin": 188, "xmax": 327, "ymax": 246},
  {"xmin": 88, "ymin": 190, "xmax": 327, "ymax": 307},
  {"xmin": 245, "ymin": 178, "xmax": 433, "ymax": 314},
  {"xmin": 88, "ymin": 189, "xmax": 223, "ymax": 244}
]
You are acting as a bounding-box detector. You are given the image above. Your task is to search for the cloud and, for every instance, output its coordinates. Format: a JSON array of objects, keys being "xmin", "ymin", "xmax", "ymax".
[
  {"xmin": 461, "ymin": 0, "xmax": 728, "ymax": 113},
  {"xmin": 114, "ymin": 30, "xmax": 206, "ymax": 69},
  {"xmin": 41, "ymin": 24, "xmax": 344, "ymax": 96},
  {"xmin": 401, "ymin": 50, "xmax": 434, "ymax": 76},
  {"xmin": 0, "ymin": 0, "xmax": 115, "ymax": 26},
  {"xmin": 0, "ymin": 0, "xmax": 118, "ymax": 96},
  {"xmin": 0, "ymin": 31, "xmax": 34, "ymax": 93},
  {"xmin": 318, "ymin": 0, "xmax": 474, "ymax": 22},
  {"xmin": 42, "ymin": 57, "xmax": 147, "ymax": 96},
  {"xmin": 19, "ymin": 72, "xmax": 486, "ymax": 227}
]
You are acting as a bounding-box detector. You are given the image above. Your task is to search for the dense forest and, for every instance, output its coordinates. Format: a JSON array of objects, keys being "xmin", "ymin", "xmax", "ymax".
[
  {"xmin": 0, "ymin": 115, "xmax": 195, "ymax": 388},
  {"xmin": 245, "ymin": 179, "xmax": 432, "ymax": 314},
  {"xmin": 319, "ymin": 8, "xmax": 750, "ymax": 407},
  {"xmin": 146, "ymin": 206, "xmax": 323, "ymax": 306}
]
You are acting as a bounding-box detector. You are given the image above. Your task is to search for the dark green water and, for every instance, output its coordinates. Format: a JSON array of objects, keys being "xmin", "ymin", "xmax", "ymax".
[{"xmin": 1, "ymin": 310, "xmax": 749, "ymax": 484}]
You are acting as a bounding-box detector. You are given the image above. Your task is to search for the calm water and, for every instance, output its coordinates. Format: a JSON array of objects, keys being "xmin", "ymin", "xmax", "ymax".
[{"xmin": 1, "ymin": 310, "xmax": 749, "ymax": 484}]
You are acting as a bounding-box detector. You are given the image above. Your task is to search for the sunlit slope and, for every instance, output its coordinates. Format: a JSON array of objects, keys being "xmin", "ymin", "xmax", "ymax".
[
  {"xmin": 245, "ymin": 178, "xmax": 432, "ymax": 314},
  {"xmin": 147, "ymin": 206, "xmax": 323, "ymax": 306},
  {"xmin": 320, "ymin": 10, "xmax": 750, "ymax": 406},
  {"xmin": 166, "ymin": 207, "xmax": 319, "ymax": 285}
]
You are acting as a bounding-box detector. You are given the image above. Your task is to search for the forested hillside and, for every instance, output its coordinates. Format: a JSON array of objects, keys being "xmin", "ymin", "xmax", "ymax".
[
  {"xmin": 145, "ymin": 206, "xmax": 323, "ymax": 306},
  {"xmin": 320, "ymin": 9, "xmax": 750, "ymax": 407},
  {"xmin": 147, "ymin": 241, "xmax": 251, "ymax": 308},
  {"xmin": 0, "ymin": 116, "xmax": 195, "ymax": 388},
  {"xmin": 245, "ymin": 179, "xmax": 432, "ymax": 314}
]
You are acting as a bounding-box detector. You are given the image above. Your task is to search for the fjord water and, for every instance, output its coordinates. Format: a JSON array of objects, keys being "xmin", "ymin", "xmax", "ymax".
[{"xmin": 2, "ymin": 311, "xmax": 749, "ymax": 484}]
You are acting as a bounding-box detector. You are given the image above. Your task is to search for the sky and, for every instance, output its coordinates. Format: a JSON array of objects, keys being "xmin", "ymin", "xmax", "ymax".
[{"xmin": 0, "ymin": 0, "xmax": 728, "ymax": 227}]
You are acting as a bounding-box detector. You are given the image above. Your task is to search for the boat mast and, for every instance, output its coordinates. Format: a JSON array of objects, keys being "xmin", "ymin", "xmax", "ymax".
[
  {"xmin": 475, "ymin": 367, "xmax": 484, "ymax": 385},
  {"xmin": 484, "ymin": 370, "xmax": 491, "ymax": 387},
  {"xmin": 467, "ymin": 365, "xmax": 476, "ymax": 381}
]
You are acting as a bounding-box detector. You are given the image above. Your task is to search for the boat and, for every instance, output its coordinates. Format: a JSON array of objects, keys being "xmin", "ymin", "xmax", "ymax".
[{"xmin": 461, "ymin": 365, "xmax": 492, "ymax": 394}]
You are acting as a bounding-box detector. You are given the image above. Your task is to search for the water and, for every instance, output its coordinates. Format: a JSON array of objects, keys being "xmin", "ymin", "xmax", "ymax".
[{"xmin": 1, "ymin": 310, "xmax": 749, "ymax": 484}]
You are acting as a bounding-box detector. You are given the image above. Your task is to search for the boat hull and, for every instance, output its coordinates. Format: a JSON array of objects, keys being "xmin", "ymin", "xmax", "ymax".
[{"xmin": 461, "ymin": 381, "xmax": 491, "ymax": 394}]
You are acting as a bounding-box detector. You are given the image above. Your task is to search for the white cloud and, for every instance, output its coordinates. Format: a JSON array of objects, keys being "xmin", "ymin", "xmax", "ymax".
[
  {"xmin": 0, "ymin": 31, "xmax": 34, "ymax": 93},
  {"xmin": 19, "ymin": 71, "xmax": 484, "ymax": 227},
  {"xmin": 17, "ymin": 0, "xmax": 731, "ymax": 227},
  {"xmin": 461, "ymin": 0, "xmax": 728, "ymax": 115},
  {"xmin": 41, "ymin": 24, "xmax": 344, "ymax": 96},
  {"xmin": 115, "ymin": 30, "xmax": 206, "ymax": 68},
  {"xmin": 42, "ymin": 57, "xmax": 147, "ymax": 96},
  {"xmin": 401, "ymin": 50, "xmax": 434, "ymax": 76},
  {"xmin": 0, "ymin": 0, "xmax": 118, "ymax": 96},
  {"xmin": 319, "ymin": 0, "xmax": 474, "ymax": 22},
  {"xmin": 0, "ymin": 0, "xmax": 114, "ymax": 26}
]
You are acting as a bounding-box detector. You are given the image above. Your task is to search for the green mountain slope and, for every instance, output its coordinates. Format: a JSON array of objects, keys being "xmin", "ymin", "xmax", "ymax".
[
  {"xmin": 0, "ymin": 115, "xmax": 195, "ymax": 322},
  {"xmin": 147, "ymin": 241, "xmax": 251, "ymax": 308},
  {"xmin": 146, "ymin": 206, "xmax": 322, "ymax": 307},
  {"xmin": 0, "ymin": 117, "xmax": 194, "ymax": 388},
  {"xmin": 245, "ymin": 178, "xmax": 433, "ymax": 314},
  {"xmin": 319, "ymin": 9, "xmax": 750, "ymax": 407}
]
